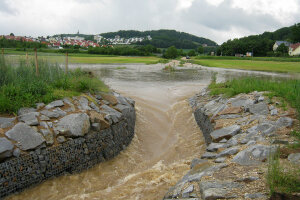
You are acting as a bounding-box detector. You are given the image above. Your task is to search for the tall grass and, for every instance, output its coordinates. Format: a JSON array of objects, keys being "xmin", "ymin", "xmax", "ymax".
[
  {"xmin": 267, "ymin": 150, "xmax": 300, "ymax": 195},
  {"xmin": 209, "ymin": 77, "xmax": 300, "ymax": 118},
  {"xmin": 0, "ymin": 56, "xmax": 109, "ymax": 114}
]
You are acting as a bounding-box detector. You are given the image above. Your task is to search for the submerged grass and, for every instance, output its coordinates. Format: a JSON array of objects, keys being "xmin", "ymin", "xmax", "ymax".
[
  {"xmin": 162, "ymin": 65, "xmax": 176, "ymax": 72},
  {"xmin": 0, "ymin": 56, "xmax": 109, "ymax": 114}
]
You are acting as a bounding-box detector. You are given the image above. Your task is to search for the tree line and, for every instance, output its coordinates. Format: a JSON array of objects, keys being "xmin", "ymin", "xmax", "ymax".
[
  {"xmin": 218, "ymin": 23, "xmax": 300, "ymax": 57},
  {"xmin": 0, "ymin": 38, "xmax": 47, "ymax": 49},
  {"xmin": 88, "ymin": 45, "xmax": 161, "ymax": 56}
]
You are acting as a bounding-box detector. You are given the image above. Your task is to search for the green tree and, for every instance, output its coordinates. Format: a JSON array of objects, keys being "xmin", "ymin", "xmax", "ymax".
[
  {"xmin": 276, "ymin": 43, "xmax": 288, "ymax": 53},
  {"xmin": 163, "ymin": 46, "xmax": 178, "ymax": 59},
  {"xmin": 276, "ymin": 43, "xmax": 288, "ymax": 56},
  {"xmin": 291, "ymin": 23, "xmax": 300, "ymax": 43},
  {"xmin": 197, "ymin": 46, "xmax": 204, "ymax": 54},
  {"xmin": 188, "ymin": 50, "xmax": 196, "ymax": 56}
]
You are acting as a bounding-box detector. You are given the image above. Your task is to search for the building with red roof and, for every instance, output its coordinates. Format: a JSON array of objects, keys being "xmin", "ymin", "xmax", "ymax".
[{"xmin": 289, "ymin": 43, "xmax": 300, "ymax": 56}]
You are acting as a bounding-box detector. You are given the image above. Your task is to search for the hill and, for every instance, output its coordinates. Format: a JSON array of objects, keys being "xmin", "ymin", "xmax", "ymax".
[
  {"xmin": 219, "ymin": 23, "xmax": 300, "ymax": 56},
  {"xmin": 100, "ymin": 29, "xmax": 218, "ymax": 49}
]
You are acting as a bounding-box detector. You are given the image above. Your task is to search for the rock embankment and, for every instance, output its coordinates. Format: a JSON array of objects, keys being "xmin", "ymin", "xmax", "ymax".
[
  {"xmin": 0, "ymin": 92, "xmax": 136, "ymax": 198},
  {"xmin": 164, "ymin": 89, "xmax": 299, "ymax": 200}
]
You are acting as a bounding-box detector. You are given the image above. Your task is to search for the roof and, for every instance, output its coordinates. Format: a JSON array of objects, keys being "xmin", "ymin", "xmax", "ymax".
[
  {"xmin": 275, "ymin": 41, "xmax": 291, "ymax": 46},
  {"xmin": 290, "ymin": 43, "xmax": 300, "ymax": 51}
]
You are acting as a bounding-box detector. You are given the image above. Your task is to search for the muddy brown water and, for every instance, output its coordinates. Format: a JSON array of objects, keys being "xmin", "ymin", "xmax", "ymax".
[{"xmin": 7, "ymin": 64, "xmax": 292, "ymax": 200}]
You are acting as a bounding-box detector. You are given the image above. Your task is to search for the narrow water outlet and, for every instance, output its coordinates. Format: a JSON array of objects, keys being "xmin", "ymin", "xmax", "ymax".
[{"xmin": 7, "ymin": 64, "xmax": 289, "ymax": 200}]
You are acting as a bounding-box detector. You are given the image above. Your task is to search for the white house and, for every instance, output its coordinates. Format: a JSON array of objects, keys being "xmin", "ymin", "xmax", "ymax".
[
  {"xmin": 273, "ymin": 41, "xmax": 291, "ymax": 51},
  {"xmin": 289, "ymin": 43, "xmax": 300, "ymax": 56}
]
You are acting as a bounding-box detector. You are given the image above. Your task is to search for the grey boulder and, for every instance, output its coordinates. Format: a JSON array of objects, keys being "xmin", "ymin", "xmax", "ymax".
[
  {"xmin": 78, "ymin": 97, "xmax": 91, "ymax": 111},
  {"xmin": 244, "ymin": 193, "xmax": 266, "ymax": 199},
  {"xmin": 55, "ymin": 113, "xmax": 90, "ymax": 137},
  {"xmin": 101, "ymin": 105, "xmax": 123, "ymax": 124},
  {"xmin": 232, "ymin": 144, "xmax": 276, "ymax": 166},
  {"xmin": 18, "ymin": 112, "xmax": 39, "ymax": 126},
  {"xmin": 248, "ymin": 102, "xmax": 269, "ymax": 115},
  {"xmin": 200, "ymin": 181, "xmax": 241, "ymax": 200},
  {"xmin": 288, "ymin": 153, "xmax": 300, "ymax": 164},
  {"xmin": 0, "ymin": 137, "xmax": 14, "ymax": 160},
  {"xmin": 276, "ymin": 117, "xmax": 293, "ymax": 128},
  {"xmin": 18, "ymin": 107, "xmax": 37, "ymax": 116},
  {"xmin": 216, "ymin": 147, "xmax": 239, "ymax": 158},
  {"xmin": 247, "ymin": 123, "xmax": 276, "ymax": 136},
  {"xmin": 206, "ymin": 143, "xmax": 227, "ymax": 152},
  {"xmin": 210, "ymin": 125, "xmax": 241, "ymax": 142},
  {"xmin": 41, "ymin": 110, "xmax": 60, "ymax": 119},
  {"xmin": 182, "ymin": 185, "xmax": 194, "ymax": 198},
  {"xmin": 201, "ymin": 152, "xmax": 217, "ymax": 159},
  {"xmin": 231, "ymin": 97, "xmax": 254, "ymax": 108},
  {"xmin": 270, "ymin": 109, "xmax": 278, "ymax": 116},
  {"xmin": 45, "ymin": 100, "xmax": 64, "ymax": 109},
  {"xmin": 0, "ymin": 117, "xmax": 15, "ymax": 128},
  {"xmin": 40, "ymin": 129, "xmax": 54, "ymax": 145},
  {"xmin": 190, "ymin": 158, "xmax": 208, "ymax": 169},
  {"xmin": 5, "ymin": 123, "xmax": 45, "ymax": 150}
]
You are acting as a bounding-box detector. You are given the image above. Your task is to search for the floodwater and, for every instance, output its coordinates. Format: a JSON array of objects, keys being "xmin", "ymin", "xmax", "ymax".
[{"xmin": 7, "ymin": 63, "xmax": 293, "ymax": 200}]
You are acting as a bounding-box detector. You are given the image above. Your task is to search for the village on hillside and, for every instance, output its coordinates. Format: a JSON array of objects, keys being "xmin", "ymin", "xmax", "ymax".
[{"xmin": 0, "ymin": 32, "xmax": 152, "ymax": 49}]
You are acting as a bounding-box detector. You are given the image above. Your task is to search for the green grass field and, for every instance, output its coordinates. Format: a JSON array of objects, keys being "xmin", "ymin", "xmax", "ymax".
[
  {"xmin": 195, "ymin": 56, "xmax": 300, "ymax": 62},
  {"xmin": 192, "ymin": 59, "xmax": 300, "ymax": 73},
  {"xmin": 3, "ymin": 49, "xmax": 162, "ymax": 64}
]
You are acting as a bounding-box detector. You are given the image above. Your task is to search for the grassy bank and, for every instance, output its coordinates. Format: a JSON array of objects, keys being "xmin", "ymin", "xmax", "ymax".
[
  {"xmin": 209, "ymin": 77, "xmax": 300, "ymax": 117},
  {"xmin": 192, "ymin": 59, "xmax": 300, "ymax": 73},
  {"xmin": 0, "ymin": 56, "xmax": 109, "ymax": 114},
  {"xmin": 209, "ymin": 77, "xmax": 300, "ymax": 196}
]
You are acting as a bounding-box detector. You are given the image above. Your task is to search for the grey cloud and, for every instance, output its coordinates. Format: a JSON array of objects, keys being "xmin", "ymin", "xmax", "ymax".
[
  {"xmin": 182, "ymin": 0, "xmax": 279, "ymax": 33},
  {"xmin": 0, "ymin": 0, "xmax": 16, "ymax": 14},
  {"xmin": 0, "ymin": 0, "xmax": 298, "ymax": 44}
]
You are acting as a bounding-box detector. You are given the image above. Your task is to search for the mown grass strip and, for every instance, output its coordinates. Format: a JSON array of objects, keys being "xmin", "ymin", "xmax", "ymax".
[
  {"xmin": 195, "ymin": 56, "xmax": 300, "ymax": 62},
  {"xmin": 192, "ymin": 59, "xmax": 300, "ymax": 73}
]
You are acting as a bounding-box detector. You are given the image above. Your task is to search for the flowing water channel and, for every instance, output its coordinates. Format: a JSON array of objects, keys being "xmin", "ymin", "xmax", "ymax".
[{"xmin": 7, "ymin": 63, "xmax": 292, "ymax": 200}]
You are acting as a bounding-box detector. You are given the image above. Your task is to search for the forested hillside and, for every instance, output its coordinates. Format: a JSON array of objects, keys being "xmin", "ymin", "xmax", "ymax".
[
  {"xmin": 100, "ymin": 29, "xmax": 218, "ymax": 49},
  {"xmin": 219, "ymin": 23, "xmax": 300, "ymax": 56}
]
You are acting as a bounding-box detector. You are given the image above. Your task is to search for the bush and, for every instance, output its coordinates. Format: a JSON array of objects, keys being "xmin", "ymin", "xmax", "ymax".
[{"xmin": 163, "ymin": 46, "xmax": 178, "ymax": 59}]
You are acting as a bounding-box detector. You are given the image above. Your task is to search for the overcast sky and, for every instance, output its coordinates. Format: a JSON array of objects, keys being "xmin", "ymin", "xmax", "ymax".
[{"xmin": 0, "ymin": 0, "xmax": 299, "ymax": 44}]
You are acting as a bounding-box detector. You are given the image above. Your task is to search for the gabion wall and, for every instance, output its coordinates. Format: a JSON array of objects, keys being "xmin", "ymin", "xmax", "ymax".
[{"xmin": 0, "ymin": 108, "xmax": 135, "ymax": 198}]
